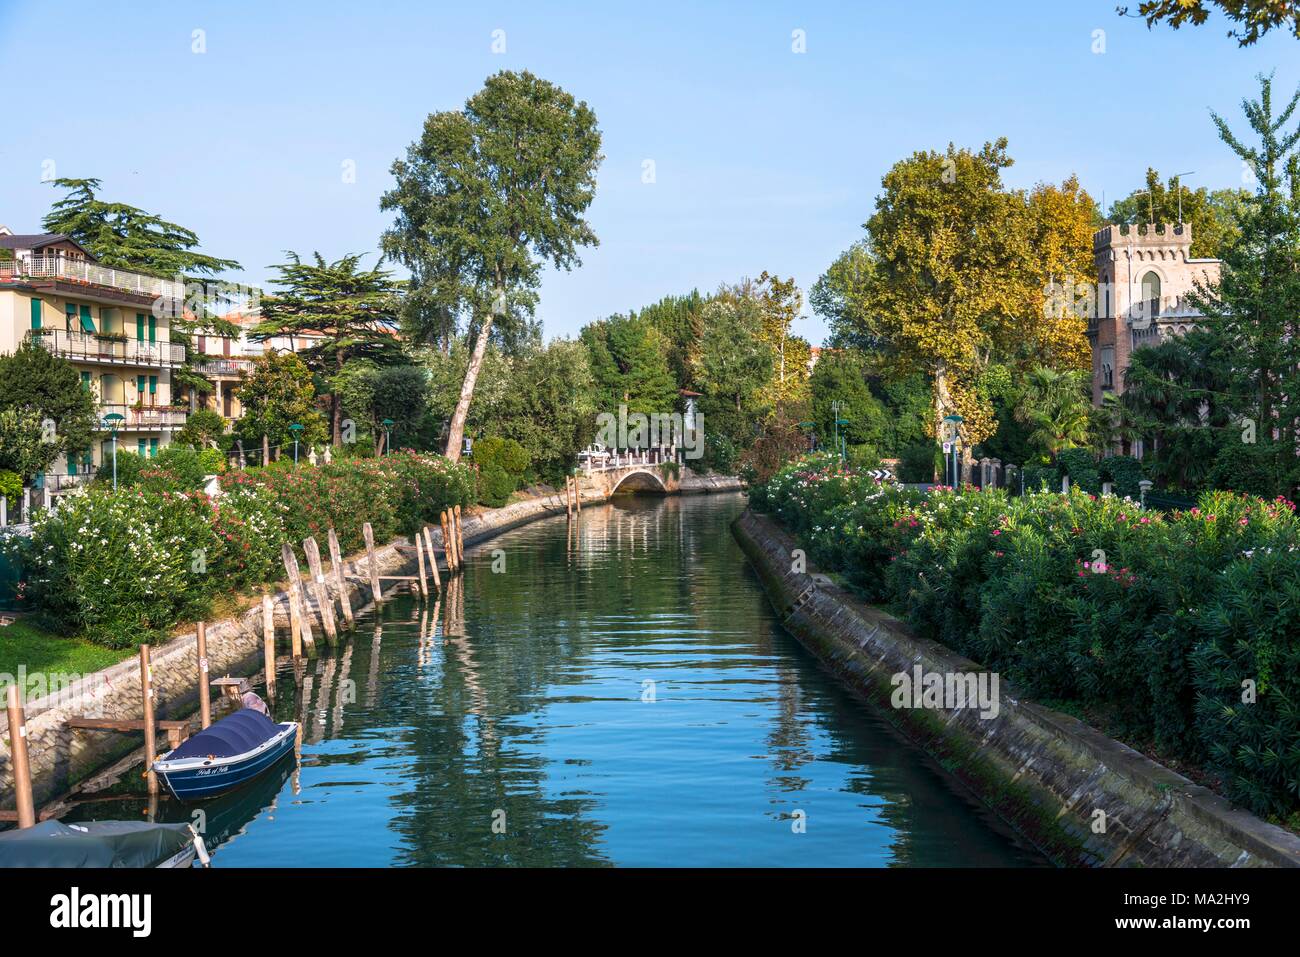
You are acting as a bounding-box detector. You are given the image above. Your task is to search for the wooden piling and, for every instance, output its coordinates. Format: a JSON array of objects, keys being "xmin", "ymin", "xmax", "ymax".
[
  {"xmin": 574, "ymin": 475, "xmax": 581, "ymax": 514},
  {"xmin": 566, "ymin": 476, "xmax": 574, "ymax": 517},
  {"xmin": 327, "ymin": 528, "xmax": 354, "ymax": 625},
  {"xmin": 454, "ymin": 505, "xmax": 464, "ymax": 565},
  {"xmin": 304, "ymin": 536, "xmax": 338, "ymax": 644},
  {"xmin": 262, "ymin": 594, "xmax": 277, "ymax": 695},
  {"xmin": 140, "ymin": 644, "xmax": 158, "ymax": 795},
  {"xmin": 196, "ymin": 622, "xmax": 212, "ymax": 729},
  {"xmin": 414, "ymin": 531, "xmax": 430, "ymax": 598},
  {"xmin": 423, "ymin": 525, "xmax": 442, "ymax": 591},
  {"xmin": 282, "ymin": 542, "xmax": 314, "ymax": 652},
  {"xmin": 440, "ymin": 511, "xmax": 455, "ymax": 572},
  {"xmin": 363, "ymin": 522, "xmax": 383, "ymax": 603},
  {"xmin": 5, "ymin": 685, "xmax": 36, "ymax": 828}
]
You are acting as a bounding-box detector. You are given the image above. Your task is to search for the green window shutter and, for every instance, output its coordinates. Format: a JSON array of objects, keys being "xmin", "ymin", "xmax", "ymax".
[
  {"xmin": 79, "ymin": 305, "xmax": 95, "ymax": 333},
  {"xmin": 137, "ymin": 375, "xmax": 146, "ymax": 398},
  {"xmin": 30, "ymin": 299, "xmax": 42, "ymax": 331},
  {"xmin": 148, "ymin": 316, "xmax": 156, "ymax": 343},
  {"xmin": 137, "ymin": 439, "xmax": 146, "ymax": 457},
  {"xmin": 149, "ymin": 438, "xmax": 158, "ymax": 458},
  {"xmin": 149, "ymin": 375, "xmax": 157, "ymax": 395},
  {"xmin": 80, "ymin": 372, "xmax": 91, "ymax": 391},
  {"xmin": 68, "ymin": 456, "xmax": 76, "ymax": 476},
  {"xmin": 65, "ymin": 304, "xmax": 76, "ymax": 331},
  {"xmin": 136, "ymin": 314, "xmax": 145, "ymax": 341}
]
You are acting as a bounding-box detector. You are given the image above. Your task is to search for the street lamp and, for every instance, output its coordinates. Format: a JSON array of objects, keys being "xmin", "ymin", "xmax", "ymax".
[
  {"xmin": 382, "ymin": 419, "xmax": 395, "ymax": 456},
  {"xmin": 942, "ymin": 414, "xmax": 963, "ymax": 488},
  {"xmin": 102, "ymin": 413, "xmax": 124, "ymax": 491},
  {"xmin": 289, "ymin": 423, "xmax": 304, "ymax": 465},
  {"xmin": 1172, "ymin": 171, "xmax": 1195, "ymax": 225},
  {"xmin": 836, "ymin": 416, "xmax": 850, "ymax": 463}
]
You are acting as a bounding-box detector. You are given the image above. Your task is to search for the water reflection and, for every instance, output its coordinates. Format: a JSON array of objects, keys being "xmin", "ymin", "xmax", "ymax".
[{"xmin": 65, "ymin": 493, "xmax": 1044, "ymax": 867}]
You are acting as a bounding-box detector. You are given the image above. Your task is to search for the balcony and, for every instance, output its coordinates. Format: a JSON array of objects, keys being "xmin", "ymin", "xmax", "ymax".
[
  {"xmin": 1, "ymin": 254, "xmax": 185, "ymax": 302},
  {"xmin": 28, "ymin": 329, "xmax": 185, "ymax": 367},
  {"xmin": 99, "ymin": 403, "xmax": 187, "ymax": 431},
  {"xmin": 196, "ymin": 356, "xmax": 253, "ymax": 376}
]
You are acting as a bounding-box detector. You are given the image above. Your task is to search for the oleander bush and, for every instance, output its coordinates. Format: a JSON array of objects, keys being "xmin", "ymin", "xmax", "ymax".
[
  {"xmin": 753, "ymin": 455, "xmax": 1300, "ymax": 819},
  {"xmin": 7, "ymin": 452, "xmax": 475, "ymax": 649}
]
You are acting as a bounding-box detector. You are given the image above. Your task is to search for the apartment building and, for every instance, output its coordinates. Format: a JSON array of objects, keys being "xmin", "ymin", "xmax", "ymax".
[
  {"xmin": 181, "ymin": 312, "xmax": 327, "ymax": 424},
  {"xmin": 0, "ymin": 227, "xmax": 187, "ymax": 490}
]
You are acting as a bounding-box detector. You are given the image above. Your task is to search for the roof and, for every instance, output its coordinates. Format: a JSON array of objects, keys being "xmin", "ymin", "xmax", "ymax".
[{"xmin": 0, "ymin": 232, "xmax": 95, "ymax": 258}]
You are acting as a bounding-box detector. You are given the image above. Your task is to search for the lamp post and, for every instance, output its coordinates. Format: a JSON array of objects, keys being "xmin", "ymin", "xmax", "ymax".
[
  {"xmin": 942, "ymin": 414, "xmax": 963, "ymax": 488},
  {"xmin": 102, "ymin": 413, "xmax": 124, "ymax": 491},
  {"xmin": 836, "ymin": 416, "xmax": 850, "ymax": 463},
  {"xmin": 289, "ymin": 423, "xmax": 303, "ymax": 465},
  {"xmin": 382, "ymin": 419, "xmax": 395, "ymax": 456},
  {"xmin": 1172, "ymin": 170, "xmax": 1195, "ymax": 225}
]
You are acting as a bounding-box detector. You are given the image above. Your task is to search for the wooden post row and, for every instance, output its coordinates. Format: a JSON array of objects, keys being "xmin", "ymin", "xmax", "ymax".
[
  {"xmin": 304, "ymin": 536, "xmax": 338, "ymax": 644},
  {"xmin": 5, "ymin": 685, "xmax": 36, "ymax": 829},
  {"xmin": 327, "ymin": 528, "xmax": 354, "ymax": 625},
  {"xmin": 196, "ymin": 621, "xmax": 212, "ymax": 729},
  {"xmin": 281, "ymin": 542, "xmax": 315, "ymax": 652},
  {"xmin": 574, "ymin": 475, "xmax": 581, "ymax": 514},
  {"xmin": 363, "ymin": 522, "xmax": 383, "ymax": 603}
]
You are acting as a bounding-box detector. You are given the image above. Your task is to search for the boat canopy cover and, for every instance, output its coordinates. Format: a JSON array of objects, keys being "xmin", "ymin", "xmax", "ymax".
[
  {"xmin": 168, "ymin": 708, "xmax": 283, "ymax": 760},
  {"xmin": 0, "ymin": 820, "xmax": 192, "ymax": 868}
]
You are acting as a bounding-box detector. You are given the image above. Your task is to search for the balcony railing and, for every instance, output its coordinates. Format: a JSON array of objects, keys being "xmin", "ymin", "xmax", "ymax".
[
  {"xmin": 1, "ymin": 254, "xmax": 185, "ymax": 301},
  {"xmin": 99, "ymin": 404, "xmax": 188, "ymax": 431},
  {"xmin": 28, "ymin": 329, "xmax": 185, "ymax": 366},
  {"xmin": 197, "ymin": 357, "xmax": 253, "ymax": 376}
]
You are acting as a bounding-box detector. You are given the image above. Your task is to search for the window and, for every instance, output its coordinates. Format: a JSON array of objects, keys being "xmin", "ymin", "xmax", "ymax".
[
  {"xmin": 137, "ymin": 375, "xmax": 146, "ymax": 402},
  {"xmin": 149, "ymin": 375, "xmax": 158, "ymax": 398},
  {"xmin": 30, "ymin": 298, "xmax": 42, "ymax": 331},
  {"xmin": 80, "ymin": 372, "xmax": 91, "ymax": 391},
  {"xmin": 137, "ymin": 439, "xmax": 146, "ymax": 457},
  {"xmin": 65, "ymin": 303, "xmax": 76, "ymax": 332},
  {"xmin": 149, "ymin": 438, "xmax": 159, "ymax": 458},
  {"xmin": 1140, "ymin": 271, "xmax": 1161, "ymax": 319},
  {"xmin": 78, "ymin": 304, "xmax": 95, "ymax": 334}
]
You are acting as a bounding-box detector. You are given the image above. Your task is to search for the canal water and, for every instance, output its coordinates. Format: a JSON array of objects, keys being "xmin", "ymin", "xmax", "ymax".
[{"xmin": 67, "ymin": 492, "xmax": 1045, "ymax": 866}]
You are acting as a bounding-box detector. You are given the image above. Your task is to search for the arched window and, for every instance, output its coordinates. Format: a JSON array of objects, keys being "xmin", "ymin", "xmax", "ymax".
[{"xmin": 1141, "ymin": 271, "xmax": 1161, "ymax": 318}]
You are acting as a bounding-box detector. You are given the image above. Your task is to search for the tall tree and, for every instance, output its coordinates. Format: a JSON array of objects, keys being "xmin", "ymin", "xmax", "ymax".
[
  {"xmin": 580, "ymin": 313, "xmax": 678, "ymax": 417},
  {"xmin": 381, "ymin": 70, "xmax": 602, "ymax": 461},
  {"xmin": 42, "ymin": 178, "xmax": 240, "ymax": 279},
  {"xmin": 754, "ymin": 271, "xmax": 811, "ymax": 407},
  {"xmin": 1183, "ymin": 74, "xmax": 1300, "ymax": 495},
  {"xmin": 251, "ymin": 252, "xmax": 406, "ymax": 445}
]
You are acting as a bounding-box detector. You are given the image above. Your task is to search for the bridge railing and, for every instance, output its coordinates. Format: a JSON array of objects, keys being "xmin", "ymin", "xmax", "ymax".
[{"xmin": 581, "ymin": 447, "xmax": 679, "ymax": 475}]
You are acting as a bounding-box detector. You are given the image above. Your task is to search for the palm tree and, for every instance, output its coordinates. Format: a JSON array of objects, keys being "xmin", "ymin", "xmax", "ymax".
[{"xmin": 1013, "ymin": 366, "xmax": 1093, "ymax": 461}]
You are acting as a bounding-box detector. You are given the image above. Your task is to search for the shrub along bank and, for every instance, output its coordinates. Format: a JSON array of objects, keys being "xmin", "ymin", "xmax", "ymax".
[
  {"xmin": 6, "ymin": 451, "xmax": 474, "ymax": 650},
  {"xmin": 750, "ymin": 454, "xmax": 1300, "ymax": 822}
]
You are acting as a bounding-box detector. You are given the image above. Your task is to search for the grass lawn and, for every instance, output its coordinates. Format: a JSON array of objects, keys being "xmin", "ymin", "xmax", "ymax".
[{"xmin": 0, "ymin": 618, "xmax": 132, "ymax": 690}]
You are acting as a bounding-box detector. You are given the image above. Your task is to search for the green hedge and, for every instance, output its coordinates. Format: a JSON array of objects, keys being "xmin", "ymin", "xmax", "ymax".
[
  {"xmin": 7, "ymin": 451, "xmax": 474, "ymax": 649},
  {"xmin": 753, "ymin": 456, "xmax": 1300, "ymax": 821}
]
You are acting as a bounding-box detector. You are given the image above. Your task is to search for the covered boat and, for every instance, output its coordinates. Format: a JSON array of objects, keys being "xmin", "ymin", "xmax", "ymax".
[
  {"xmin": 0, "ymin": 820, "xmax": 206, "ymax": 868},
  {"xmin": 153, "ymin": 708, "xmax": 297, "ymax": 802}
]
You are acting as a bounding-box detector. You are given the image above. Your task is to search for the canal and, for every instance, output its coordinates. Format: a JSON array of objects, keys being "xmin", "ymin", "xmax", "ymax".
[{"xmin": 68, "ymin": 492, "xmax": 1045, "ymax": 866}]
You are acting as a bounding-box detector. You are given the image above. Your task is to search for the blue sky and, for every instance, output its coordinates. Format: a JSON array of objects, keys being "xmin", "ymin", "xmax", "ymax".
[{"xmin": 1, "ymin": 0, "xmax": 1295, "ymax": 344}]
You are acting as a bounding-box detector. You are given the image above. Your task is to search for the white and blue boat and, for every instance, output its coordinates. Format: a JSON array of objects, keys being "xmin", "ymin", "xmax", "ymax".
[{"xmin": 153, "ymin": 709, "xmax": 298, "ymax": 802}]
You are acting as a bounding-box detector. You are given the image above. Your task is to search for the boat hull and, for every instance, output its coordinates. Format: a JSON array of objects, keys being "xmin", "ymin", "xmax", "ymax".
[{"xmin": 154, "ymin": 722, "xmax": 297, "ymax": 802}]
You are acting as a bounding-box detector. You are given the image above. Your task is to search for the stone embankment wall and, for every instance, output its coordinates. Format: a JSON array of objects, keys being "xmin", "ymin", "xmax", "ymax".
[
  {"xmin": 732, "ymin": 509, "xmax": 1300, "ymax": 868},
  {"xmin": 1, "ymin": 474, "xmax": 745, "ymax": 812}
]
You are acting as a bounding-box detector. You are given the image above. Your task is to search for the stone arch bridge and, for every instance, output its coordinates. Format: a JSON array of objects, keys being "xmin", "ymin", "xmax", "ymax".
[{"xmin": 580, "ymin": 448, "xmax": 681, "ymax": 497}]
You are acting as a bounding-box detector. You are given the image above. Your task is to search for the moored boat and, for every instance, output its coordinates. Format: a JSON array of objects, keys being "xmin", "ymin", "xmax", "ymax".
[
  {"xmin": 0, "ymin": 820, "xmax": 207, "ymax": 868},
  {"xmin": 153, "ymin": 709, "xmax": 297, "ymax": 802}
]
